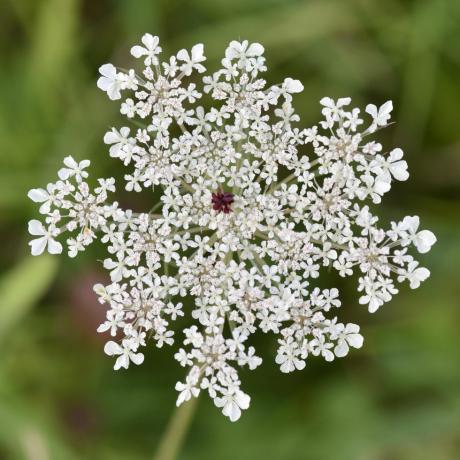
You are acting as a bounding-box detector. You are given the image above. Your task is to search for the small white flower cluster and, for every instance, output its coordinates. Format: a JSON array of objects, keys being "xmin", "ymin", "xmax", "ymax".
[{"xmin": 27, "ymin": 35, "xmax": 436, "ymax": 421}]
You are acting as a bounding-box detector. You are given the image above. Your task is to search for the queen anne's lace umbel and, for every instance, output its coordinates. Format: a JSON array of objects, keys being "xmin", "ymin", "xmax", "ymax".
[{"xmin": 27, "ymin": 35, "xmax": 436, "ymax": 421}]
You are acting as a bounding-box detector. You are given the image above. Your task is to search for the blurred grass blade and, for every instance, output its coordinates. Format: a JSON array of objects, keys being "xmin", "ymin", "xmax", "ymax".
[
  {"xmin": 395, "ymin": 0, "xmax": 447, "ymax": 149},
  {"xmin": 0, "ymin": 255, "xmax": 58, "ymax": 340},
  {"xmin": 29, "ymin": 0, "xmax": 79, "ymax": 95}
]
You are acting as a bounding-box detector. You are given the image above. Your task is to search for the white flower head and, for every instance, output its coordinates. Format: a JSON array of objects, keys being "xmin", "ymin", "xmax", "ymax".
[
  {"xmin": 387, "ymin": 148, "xmax": 409, "ymax": 181},
  {"xmin": 214, "ymin": 389, "xmax": 251, "ymax": 422},
  {"xmin": 177, "ymin": 44, "xmax": 206, "ymax": 76},
  {"xmin": 366, "ymin": 100, "xmax": 393, "ymax": 132},
  {"xmin": 130, "ymin": 33, "xmax": 162, "ymax": 65},
  {"xmin": 28, "ymin": 184, "xmax": 56, "ymax": 214},
  {"xmin": 225, "ymin": 40, "xmax": 264, "ymax": 60},
  {"xmin": 28, "ymin": 220, "xmax": 62, "ymax": 256},
  {"xmin": 333, "ymin": 323, "xmax": 364, "ymax": 357},
  {"xmin": 58, "ymin": 155, "xmax": 90, "ymax": 182},
  {"xmin": 27, "ymin": 35, "xmax": 435, "ymax": 421},
  {"xmin": 97, "ymin": 63, "xmax": 124, "ymax": 100},
  {"xmin": 401, "ymin": 216, "xmax": 437, "ymax": 253},
  {"xmin": 104, "ymin": 340, "xmax": 144, "ymax": 370}
]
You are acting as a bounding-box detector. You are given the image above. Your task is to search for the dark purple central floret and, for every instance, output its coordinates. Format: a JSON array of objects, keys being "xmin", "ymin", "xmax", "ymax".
[{"xmin": 211, "ymin": 190, "xmax": 234, "ymax": 214}]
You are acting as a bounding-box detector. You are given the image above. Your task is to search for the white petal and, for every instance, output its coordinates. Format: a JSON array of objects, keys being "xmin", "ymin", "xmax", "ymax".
[
  {"xmin": 365, "ymin": 103, "xmax": 378, "ymax": 118},
  {"xmin": 345, "ymin": 323, "xmax": 360, "ymax": 334},
  {"xmin": 374, "ymin": 177, "xmax": 391, "ymax": 195},
  {"xmin": 57, "ymin": 168, "xmax": 70, "ymax": 180},
  {"xmin": 97, "ymin": 323, "xmax": 110, "ymax": 333},
  {"xmin": 104, "ymin": 130, "xmax": 120, "ymax": 144},
  {"xmin": 284, "ymin": 78, "xmax": 303, "ymax": 93},
  {"xmin": 213, "ymin": 396, "xmax": 224, "ymax": 409},
  {"xmin": 409, "ymin": 267, "xmax": 430, "ymax": 288},
  {"xmin": 107, "ymin": 83, "xmax": 121, "ymax": 101},
  {"xmin": 130, "ymin": 352, "xmax": 144, "ymax": 365},
  {"xmin": 97, "ymin": 76, "xmax": 110, "ymax": 92},
  {"xmin": 63, "ymin": 155, "xmax": 77, "ymax": 168},
  {"xmin": 347, "ymin": 334, "xmax": 364, "ymax": 349},
  {"xmin": 389, "ymin": 147, "xmax": 403, "ymax": 161},
  {"xmin": 280, "ymin": 359, "xmax": 294, "ymax": 373},
  {"xmin": 176, "ymin": 389, "xmax": 190, "ymax": 406},
  {"xmin": 114, "ymin": 354, "xmax": 129, "ymax": 370},
  {"xmin": 235, "ymin": 391, "xmax": 250, "ymax": 410},
  {"xmin": 99, "ymin": 63, "xmax": 116, "ymax": 79},
  {"xmin": 93, "ymin": 284, "xmax": 107, "ymax": 297},
  {"xmin": 223, "ymin": 401, "xmax": 241, "ymax": 422},
  {"xmin": 39, "ymin": 202, "xmax": 51, "ymax": 215},
  {"xmin": 320, "ymin": 96, "xmax": 334, "ymax": 108},
  {"xmin": 295, "ymin": 358, "xmax": 306, "ymax": 371},
  {"xmin": 247, "ymin": 42, "xmax": 264, "ymax": 56},
  {"xmin": 104, "ymin": 341, "xmax": 122, "ymax": 356},
  {"xmin": 379, "ymin": 100, "xmax": 393, "ymax": 118},
  {"xmin": 103, "ymin": 259, "xmax": 117, "ymax": 270},
  {"xmin": 28, "ymin": 188, "xmax": 48, "ymax": 203},
  {"xmin": 29, "ymin": 237, "xmax": 47, "ymax": 256},
  {"xmin": 225, "ymin": 41, "xmax": 240, "ymax": 59},
  {"xmin": 176, "ymin": 49, "xmax": 189, "ymax": 62},
  {"xmin": 191, "ymin": 43, "xmax": 204, "ymax": 61},
  {"xmin": 47, "ymin": 238, "xmax": 62, "ymax": 255},
  {"xmin": 368, "ymin": 297, "xmax": 382, "ymax": 313},
  {"xmin": 28, "ymin": 219, "xmax": 44, "ymax": 236},
  {"xmin": 390, "ymin": 161, "xmax": 409, "ymax": 181},
  {"xmin": 131, "ymin": 45, "xmax": 146, "ymax": 58},
  {"xmin": 120, "ymin": 126, "xmax": 130, "ymax": 137},
  {"xmin": 415, "ymin": 230, "xmax": 436, "ymax": 253},
  {"xmin": 334, "ymin": 341, "xmax": 349, "ymax": 358},
  {"xmin": 112, "ymin": 267, "xmax": 124, "ymax": 282},
  {"xmin": 337, "ymin": 97, "xmax": 351, "ymax": 107},
  {"xmin": 403, "ymin": 215, "xmax": 420, "ymax": 233},
  {"xmin": 142, "ymin": 33, "xmax": 158, "ymax": 49}
]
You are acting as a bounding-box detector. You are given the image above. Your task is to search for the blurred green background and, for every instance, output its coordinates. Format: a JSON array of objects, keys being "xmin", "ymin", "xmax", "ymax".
[{"xmin": 1, "ymin": 0, "xmax": 459, "ymax": 459}]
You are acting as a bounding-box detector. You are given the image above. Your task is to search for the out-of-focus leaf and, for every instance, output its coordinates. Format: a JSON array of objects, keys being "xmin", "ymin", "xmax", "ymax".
[
  {"xmin": 395, "ymin": 0, "xmax": 447, "ymax": 149},
  {"xmin": 0, "ymin": 395, "xmax": 81, "ymax": 460},
  {"xmin": 0, "ymin": 255, "xmax": 58, "ymax": 340},
  {"xmin": 29, "ymin": 0, "xmax": 79, "ymax": 100}
]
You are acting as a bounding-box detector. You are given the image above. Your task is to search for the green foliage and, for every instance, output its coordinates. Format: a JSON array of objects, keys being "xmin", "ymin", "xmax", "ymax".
[
  {"xmin": 0, "ymin": 255, "xmax": 58, "ymax": 341},
  {"xmin": 0, "ymin": 0, "xmax": 459, "ymax": 458}
]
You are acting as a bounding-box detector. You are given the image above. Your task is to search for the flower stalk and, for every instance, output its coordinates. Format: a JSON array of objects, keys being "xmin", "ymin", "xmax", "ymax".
[{"xmin": 153, "ymin": 397, "xmax": 199, "ymax": 460}]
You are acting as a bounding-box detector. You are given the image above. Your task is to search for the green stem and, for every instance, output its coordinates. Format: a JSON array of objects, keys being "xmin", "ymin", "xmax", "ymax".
[{"xmin": 153, "ymin": 397, "xmax": 199, "ymax": 460}]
